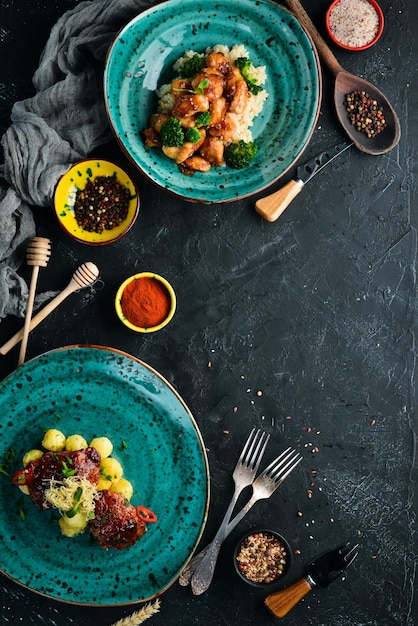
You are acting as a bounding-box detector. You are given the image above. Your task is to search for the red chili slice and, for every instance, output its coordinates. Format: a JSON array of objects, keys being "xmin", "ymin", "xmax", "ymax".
[
  {"xmin": 136, "ymin": 505, "xmax": 157, "ymax": 523},
  {"xmin": 12, "ymin": 467, "xmax": 33, "ymax": 486}
]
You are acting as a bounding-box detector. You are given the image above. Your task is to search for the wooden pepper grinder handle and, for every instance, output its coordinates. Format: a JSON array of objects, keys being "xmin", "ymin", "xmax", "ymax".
[
  {"xmin": 264, "ymin": 577, "xmax": 313, "ymax": 618},
  {"xmin": 18, "ymin": 237, "xmax": 51, "ymax": 366}
]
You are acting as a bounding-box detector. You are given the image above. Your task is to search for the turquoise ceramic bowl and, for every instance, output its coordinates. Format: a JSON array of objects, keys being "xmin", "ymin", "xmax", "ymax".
[
  {"xmin": 104, "ymin": 0, "xmax": 321, "ymax": 203},
  {"xmin": 0, "ymin": 346, "xmax": 209, "ymax": 605}
]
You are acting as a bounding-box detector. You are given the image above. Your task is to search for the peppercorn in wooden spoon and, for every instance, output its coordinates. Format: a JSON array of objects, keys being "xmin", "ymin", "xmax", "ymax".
[{"xmin": 283, "ymin": 0, "xmax": 400, "ymax": 155}]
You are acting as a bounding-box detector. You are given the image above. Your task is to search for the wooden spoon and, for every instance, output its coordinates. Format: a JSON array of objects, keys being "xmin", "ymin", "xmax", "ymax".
[
  {"xmin": 282, "ymin": 0, "xmax": 401, "ymax": 155},
  {"xmin": 2, "ymin": 262, "xmax": 99, "ymax": 356},
  {"xmin": 18, "ymin": 237, "xmax": 52, "ymax": 366}
]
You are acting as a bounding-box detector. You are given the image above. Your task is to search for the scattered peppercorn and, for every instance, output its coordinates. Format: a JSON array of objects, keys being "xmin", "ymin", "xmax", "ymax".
[
  {"xmin": 73, "ymin": 174, "xmax": 131, "ymax": 233},
  {"xmin": 236, "ymin": 532, "xmax": 288, "ymax": 584},
  {"xmin": 344, "ymin": 90, "xmax": 386, "ymax": 138}
]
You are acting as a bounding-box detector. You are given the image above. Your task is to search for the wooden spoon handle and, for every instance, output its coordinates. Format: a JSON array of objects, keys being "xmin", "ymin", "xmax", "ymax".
[
  {"xmin": 255, "ymin": 179, "xmax": 303, "ymax": 222},
  {"xmin": 282, "ymin": 0, "xmax": 343, "ymax": 76},
  {"xmin": 18, "ymin": 266, "xmax": 40, "ymax": 366},
  {"xmin": 0, "ymin": 283, "xmax": 75, "ymax": 356},
  {"xmin": 264, "ymin": 577, "xmax": 313, "ymax": 618}
]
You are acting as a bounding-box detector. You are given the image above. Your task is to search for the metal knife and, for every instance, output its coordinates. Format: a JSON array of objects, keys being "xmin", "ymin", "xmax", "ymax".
[
  {"xmin": 255, "ymin": 141, "xmax": 352, "ymax": 222},
  {"xmin": 264, "ymin": 541, "xmax": 359, "ymax": 618}
]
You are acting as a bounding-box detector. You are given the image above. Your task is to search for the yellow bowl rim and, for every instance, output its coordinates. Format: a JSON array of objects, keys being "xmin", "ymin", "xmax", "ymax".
[{"xmin": 115, "ymin": 272, "xmax": 176, "ymax": 333}]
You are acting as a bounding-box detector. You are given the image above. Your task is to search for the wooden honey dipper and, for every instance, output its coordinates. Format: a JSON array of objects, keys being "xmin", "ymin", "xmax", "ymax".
[
  {"xmin": 18, "ymin": 237, "xmax": 52, "ymax": 366},
  {"xmin": 1, "ymin": 262, "xmax": 99, "ymax": 357}
]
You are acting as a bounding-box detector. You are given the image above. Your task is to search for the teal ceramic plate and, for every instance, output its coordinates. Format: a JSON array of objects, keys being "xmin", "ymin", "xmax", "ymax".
[
  {"xmin": 0, "ymin": 346, "xmax": 209, "ymax": 606},
  {"xmin": 104, "ymin": 0, "xmax": 321, "ymax": 203}
]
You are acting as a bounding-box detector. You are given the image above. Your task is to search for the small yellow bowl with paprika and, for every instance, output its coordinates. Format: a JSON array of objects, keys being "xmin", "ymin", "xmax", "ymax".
[{"xmin": 115, "ymin": 272, "xmax": 176, "ymax": 333}]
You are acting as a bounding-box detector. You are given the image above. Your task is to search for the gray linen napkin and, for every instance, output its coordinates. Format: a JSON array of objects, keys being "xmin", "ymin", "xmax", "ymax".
[{"xmin": 0, "ymin": 0, "xmax": 154, "ymax": 319}]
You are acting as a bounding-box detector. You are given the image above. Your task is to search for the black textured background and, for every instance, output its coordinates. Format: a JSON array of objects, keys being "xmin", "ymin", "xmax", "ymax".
[{"xmin": 0, "ymin": 1, "xmax": 417, "ymax": 625}]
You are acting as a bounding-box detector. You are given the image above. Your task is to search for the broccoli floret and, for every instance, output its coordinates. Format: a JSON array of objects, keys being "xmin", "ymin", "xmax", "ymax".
[
  {"xmin": 195, "ymin": 111, "xmax": 211, "ymax": 128},
  {"xmin": 224, "ymin": 140, "xmax": 258, "ymax": 169},
  {"xmin": 234, "ymin": 57, "xmax": 263, "ymax": 95},
  {"xmin": 179, "ymin": 54, "xmax": 206, "ymax": 78},
  {"xmin": 160, "ymin": 118, "xmax": 184, "ymax": 147},
  {"xmin": 185, "ymin": 127, "xmax": 201, "ymax": 144}
]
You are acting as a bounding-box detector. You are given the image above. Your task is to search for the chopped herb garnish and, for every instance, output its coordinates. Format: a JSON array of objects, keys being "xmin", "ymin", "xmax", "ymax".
[
  {"xmin": 62, "ymin": 460, "xmax": 77, "ymax": 478},
  {"xmin": 5, "ymin": 448, "xmax": 15, "ymax": 463},
  {"xmin": 17, "ymin": 496, "xmax": 26, "ymax": 521},
  {"xmin": 0, "ymin": 463, "xmax": 10, "ymax": 476},
  {"xmin": 194, "ymin": 78, "xmax": 210, "ymax": 94}
]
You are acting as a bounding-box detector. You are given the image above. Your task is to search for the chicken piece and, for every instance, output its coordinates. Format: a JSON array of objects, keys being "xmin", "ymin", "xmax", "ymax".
[
  {"xmin": 183, "ymin": 155, "xmax": 211, "ymax": 172},
  {"xmin": 172, "ymin": 93, "xmax": 209, "ymax": 118},
  {"xmin": 16, "ymin": 448, "xmax": 101, "ymax": 510},
  {"xmin": 89, "ymin": 490, "xmax": 147, "ymax": 550},
  {"xmin": 208, "ymin": 113, "xmax": 236, "ymax": 141},
  {"xmin": 174, "ymin": 115, "xmax": 197, "ymax": 129},
  {"xmin": 206, "ymin": 51, "xmax": 232, "ymax": 75},
  {"xmin": 191, "ymin": 70, "xmax": 224, "ymax": 102},
  {"xmin": 162, "ymin": 129, "xmax": 206, "ymax": 164},
  {"xmin": 149, "ymin": 113, "xmax": 170, "ymax": 132},
  {"xmin": 171, "ymin": 78, "xmax": 192, "ymax": 92},
  {"xmin": 208, "ymin": 97, "xmax": 228, "ymax": 127},
  {"xmin": 227, "ymin": 79, "xmax": 249, "ymax": 115},
  {"xmin": 143, "ymin": 127, "xmax": 161, "ymax": 147},
  {"xmin": 199, "ymin": 136, "xmax": 225, "ymax": 166},
  {"xmin": 224, "ymin": 67, "xmax": 249, "ymax": 113},
  {"xmin": 225, "ymin": 67, "xmax": 244, "ymax": 92}
]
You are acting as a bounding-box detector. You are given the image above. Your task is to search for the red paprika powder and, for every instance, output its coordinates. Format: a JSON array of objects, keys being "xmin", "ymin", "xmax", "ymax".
[{"xmin": 120, "ymin": 276, "xmax": 172, "ymax": 329}]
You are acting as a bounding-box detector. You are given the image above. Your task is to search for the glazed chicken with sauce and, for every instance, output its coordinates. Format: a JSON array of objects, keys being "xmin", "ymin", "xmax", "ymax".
[
  {"xmin": 144, "ymin": 51, "xmax": 251, "ymax": 172},
  {"xmin": 13, "ymin": 447, "xmax": 152, "ymax": 550}
]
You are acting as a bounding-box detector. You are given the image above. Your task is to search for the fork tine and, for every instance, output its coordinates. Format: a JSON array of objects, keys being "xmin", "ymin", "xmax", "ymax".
[
  {"xmin": 238, "ymin": 428, "xmax": 269, "ymax": 468},
  {"xmin": 269, "ymin": 451, "xmax": 302, "ymax": 482},
  {"xmin": 243, "ymin": 430, "xmax": 270, "ymax": 471},
  {"xmin": 341, "ymin": 542, "xmax": 359, "ymax": 565},
  {"xmin": 261, "ymin": 448, "xmax": 302, "ymax": 483},
  {"xmin": 260, "ymin": 446, "xmax": 292, "ymax": 474}
]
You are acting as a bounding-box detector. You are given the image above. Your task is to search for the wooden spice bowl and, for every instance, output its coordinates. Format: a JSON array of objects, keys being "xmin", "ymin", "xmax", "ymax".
[{"xmin": 115, "ymin": 272, "xmax": 176, "ymax": 333}]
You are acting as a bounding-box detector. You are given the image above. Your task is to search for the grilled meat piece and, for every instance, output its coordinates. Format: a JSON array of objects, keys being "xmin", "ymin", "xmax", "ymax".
[
  {"xmin": 22, "ymin": 447, "xmax": 101, "ymax": 509},
  {"xmin": 89, "ymin": 490, "xmax": 147, "ymax": 550}
]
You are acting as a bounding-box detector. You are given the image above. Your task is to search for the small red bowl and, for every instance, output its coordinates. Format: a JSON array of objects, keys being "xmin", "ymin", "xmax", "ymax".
[{"xmin": 326, "ymin": 0, "xmax": 384, "ymax": 52}]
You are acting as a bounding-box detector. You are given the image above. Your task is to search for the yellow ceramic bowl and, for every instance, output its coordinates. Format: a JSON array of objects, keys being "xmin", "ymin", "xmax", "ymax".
[
  {"xmin": 115, "ymin": 272, "xmax": 176, "ymax": 333},
  {"xmin": 54, "ymin": 159, "xmax": 139, "ymax": 245}
]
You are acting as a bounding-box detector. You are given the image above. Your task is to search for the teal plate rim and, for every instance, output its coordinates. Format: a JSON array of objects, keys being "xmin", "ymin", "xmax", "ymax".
[
  {"xmin": 0, "ymin": 345, "xmax": 210, "ymax": 606},
  {"xmin": 104, "ymin": 0, "xmax": 322, "ymax": 204}
]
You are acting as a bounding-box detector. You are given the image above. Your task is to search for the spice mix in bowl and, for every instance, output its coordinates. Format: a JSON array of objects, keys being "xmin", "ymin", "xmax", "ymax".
[
  {"xmin": 115, "ymin": 272, "xmax": 176, "ymax": 333},
  {"xmin": 54, "ymin": 159, "xmax": 139, "ymax": 245},
  {"xmin": 326, "ymin": 0, "xmax": 384, "ymax": 51},
  {"xmin": 233, "ymin": 528, "xmax": 292, "ymax": 587}
]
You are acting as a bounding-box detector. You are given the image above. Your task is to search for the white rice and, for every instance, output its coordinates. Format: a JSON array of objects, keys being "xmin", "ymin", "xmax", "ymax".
[
  {"xmin": 328, "ymin": 0, "xmax": 380, "ymax": 48},
  {"xmin": 157, "ymin": 45, "xmax": 268, "ymax": 143}
]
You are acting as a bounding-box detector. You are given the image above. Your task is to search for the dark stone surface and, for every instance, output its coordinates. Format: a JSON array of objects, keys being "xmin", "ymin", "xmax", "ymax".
[{"xmin": 0, "ymin": 1, "xmax": 417, "ymax": 625}]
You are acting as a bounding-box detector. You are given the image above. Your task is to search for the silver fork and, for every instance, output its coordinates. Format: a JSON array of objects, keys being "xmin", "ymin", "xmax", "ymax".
[
  {"xmin": 179, "ymin": 428, "xmax": 269, "ymax": 586},
  {"xmin": 190, "ymin": 447, "xmax": 303, "ymax": 595}
]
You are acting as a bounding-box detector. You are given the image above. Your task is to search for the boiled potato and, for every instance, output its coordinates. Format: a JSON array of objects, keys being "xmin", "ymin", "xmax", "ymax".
[
  {"xmin": 42, "ymin": 429, "xmax": 66, "ymax": 452},
  {"xmin": 22, "ymin": 449, "xmax": 43, "ymax": 466},
  {"xmin": 89, "ymin": 436, "xmax": 113, "ymax": 459},
  {"xmin": 65, "ymin": 434, "xmax": 88, "ymax": 451},
  {"xmin": 97, "ymin": 476, "xmax": 112, "ymax": 491},
  {"xmin": 110, "ymin": 478, "xmax": 133, "ymax": 501},
  {"xmin": 100, "ymin": 457, "xmax": 123, "ymax": 483},
  {"xmin": 59, "ymin": 513, "xmax": 88, "ymax": 537}
]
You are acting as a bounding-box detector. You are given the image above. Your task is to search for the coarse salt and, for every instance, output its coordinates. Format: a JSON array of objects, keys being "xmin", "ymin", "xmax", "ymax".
[{"xmin": 329, "ymin": 0, "xmax": 380, "ymax": 48}]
